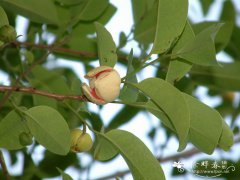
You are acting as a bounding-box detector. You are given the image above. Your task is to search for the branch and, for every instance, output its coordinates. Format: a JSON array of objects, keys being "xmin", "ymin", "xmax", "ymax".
[
  {"xmin": 0, "ymin": 150, "xmax": 10, "ymax": 180},
  {"xmin": 0, "ymin": 39, "xmax": 68, "ymax": 109},
  {"xmin": 13, "ymin": 41, "xmax": 97, "ymax": 58},
  {"xmin": 13, "ymin": 41, "xmax": 128, "ymax": 61},
  {"xmin": 0, "ymin": 86, "xmax": 88, "ymax": 102}
]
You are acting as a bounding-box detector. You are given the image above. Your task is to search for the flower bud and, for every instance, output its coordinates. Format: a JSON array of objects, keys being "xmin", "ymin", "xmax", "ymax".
[
  {"xmin": 19, "ymin": 132, "xmax": 33, "ymax": 146},
  {"xmin": 70, "ymin": 129, "xmax": 93, "ymax": 153},
  {"xmin": 82, "ymin": 66, "xmax": 121, "ymax": 105},
  {"xmin": 0, "ymin": 25, "xmax": 17, "ymax": 43}
]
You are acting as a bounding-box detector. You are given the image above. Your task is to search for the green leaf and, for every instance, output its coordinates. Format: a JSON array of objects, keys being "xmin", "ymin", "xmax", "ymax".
[
  {"xmin": 0, "ymin": 110, "xmax": 27, "ymax": 150},
  {"xmin": 73, "ymin": 0, "xmax": 109, "ymax": 21},
  {"xmin": 133, "ymin": 1, "xmax": 157, "ymax": 44},
  {"xmin": 95, "ymin": 22, "xmax": 117, "ymax": 67},
  {"xmin": 118, "ymin": 32, "xmax": 127, "ymax": 48},
  {"xmin": 200, "ymin": 0, "xmax": 212, "ymax": 15},
  {"xmin": 182, "ymin": 93, "xmax": 223, "ymax": 154},
  {"xmin": 0, "ymin": 0, "xmax": 59, "ymax": 25},
  {"xmin": 31, "ymin": 65, "xmax": 71, "ymax": 94},
  {"xmin": 67, "ymin": 36, "xmax": 97, "ymax": 58},
  {"xmin": 190, "ymin": 62, "xmax": 240, "ymax": 91},
  {"xmin": 176, "ymin": 24, "xmax": 222, "ymax": 66},
  {"xmin": 133, "ymin": 78, "xmax": 190, "ymax": 151},
  {"xmin": 145, "ymin": 101, "xmax": 174, "ymax": 130},
  {"xmin": 57, "ymin": 168, "xmax": 73, "ymax": 180},
  {"xmin": 25, "ymin": 106, "xmax": 71, "ymax": 155},
  {"xmin": 0, "ymin": 6, "xmax": 9, "ymax": 28},
  {"xmin": 166, "ymin": 21, "xmax": 195, "ymax": 83},
  {"xmin": 94, "ymin": 135, "xmax": 118, "ymax": 161},
  {"xmin": 220, "ymin": 0, "xmax": 236, "ymax": 22},
  {"xmin": 29, "ymin": 79, "xmax": 57, "ymax": 108},
  {"xmin": 100, "ymin": 130, "xmax": 165, "ymax": 180},
  {"xmin": 56, "ymin": 0, "xmax": 82, "ymax": 6},
  {"xmin": 38, "ymin": 151, "xmax": 77, "ymax": 178},
  {"xmin": 166, "ymin": 59, "xmax": 192, "ymax": 84},
  {"xmin": 120, "ymin": 49, "xmax": 138, "ymax": 102},
  {"xmin": 151, "ymin": 0, "xmax": 188, "ymax": 54},
  {"xmin": 225, "ymin": 26, "xmax": 240, "ymax": 59},
  {"xmin": 218, "ymin": 122, "xmax": 234, "ymax": 151},
  {"xmin": 107, "ymin": 106, "xmax": 140, "ymax": 130},
  {"xmin": 131, "ymin": 0, "xmax": 146, "ymax": 22},
  {"xmin": 192, "ymin": 21, "xmax": 233, "ymax": 52},
  {"xmin": 71, "ymin": 4, "xmax": 116, "ymax": 36}
]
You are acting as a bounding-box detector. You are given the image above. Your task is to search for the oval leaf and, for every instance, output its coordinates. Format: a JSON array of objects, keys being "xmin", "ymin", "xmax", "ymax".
[
  {"xmin": 151, "ymin": 0, "xmax": 188, "ymax": 54},
  {"xmin": 95, "ymin": 22, "xmax": 117, "ymax": 67},
  {"xmin": 0, "ymin": 0, "xmax": 59, "ymax": 25},
  {"xmin": 120, "ymin": 49, "xmax": 139, "ymax": 102},
  {"xmin": 0, "ymin": 110, "xmax": 27, "ymax": 150},
  {"xmin": 75, "ymin": 0, "xmax": 109, "ymax": 21},
  {"xmin": 0, "ymin": 6, "xmax": 9, "ymax": 28},
  {"xmin": 25, "ymin": 106, "xmax": 71, "ymax": 155},
  {"xmin": 166, "ymin": 21, "xmax": 195, "ymax": 83},
  {"xmin": 218, "ymin": 122, "xmax": 234, "ymax": 151},
  {"xmin": 100, "ymin": 130, "xmax": 165, "ymax": 180},
  {"xmin": 190, "ymin": 62, "xmax": 240, "ymax": 91},
  {"xmin": 183, "ymin": 93, "xmax": 223, "ymax": 154},
  {"xmin": 133, "ymin": 78, "xmax": 190, "ymax": 151},
  {"xmin": 176, "ymin": 24, "xmax": 223, "ymax": 66},
  {"xmin": 94, "ymin": 136, "xmax": 118, "ymax": 161}
]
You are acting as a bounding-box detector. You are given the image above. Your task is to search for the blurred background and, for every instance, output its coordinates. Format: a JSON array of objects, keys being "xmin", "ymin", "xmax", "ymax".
[{"xmin": 1, "ymin": 0, "xmax": 240, "ymax": 179}]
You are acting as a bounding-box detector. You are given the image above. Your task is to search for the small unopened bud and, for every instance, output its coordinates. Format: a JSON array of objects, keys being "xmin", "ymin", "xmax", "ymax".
[
  {"xmin": 0, "ymin": 25, "xmax": 17, "ymax": 43},
  {"xmin": 19, "ymin": 132, "xmax": 33, "ymax": 146},
  {"xmin": 82, "ymin": 66, "xmax": 121, "ymax": 105},
  {"xmin": 70, "ymin": 129, "xmax": 93, "ymax": 153}
]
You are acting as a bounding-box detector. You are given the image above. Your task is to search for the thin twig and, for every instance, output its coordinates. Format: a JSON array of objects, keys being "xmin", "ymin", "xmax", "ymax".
[
  {"xmin": 0, "ymin": 39, "xmax": 67, "ymax": 109},
  {"xmin": 0, "ymin": 150, "xmax": 10, "ymax": 180},
  {"xmin": 0, "ymin": 86, "xmax": 88, "ymax": 102},
  {"xmin": 12, "ymin": 41, "xmax": 128, "ymax": 61},
  {"xmin": 0, "ymin": 51, "xmax": 51, "ymax": 109},
  {"xmin": 13, "ymin": 41, "xmax": 97, "ymax": 58}
]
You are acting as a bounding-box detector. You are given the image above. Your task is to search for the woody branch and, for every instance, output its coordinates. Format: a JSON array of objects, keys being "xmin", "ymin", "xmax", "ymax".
[{"xmin": 0, "ymin": 86, "xmax": 88, "ymax": 102}]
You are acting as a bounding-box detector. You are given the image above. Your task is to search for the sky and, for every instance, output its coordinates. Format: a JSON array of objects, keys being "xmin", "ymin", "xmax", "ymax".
[{"xmin": 1, "ymin": 0, "xmax": 240, "ymax": 180}]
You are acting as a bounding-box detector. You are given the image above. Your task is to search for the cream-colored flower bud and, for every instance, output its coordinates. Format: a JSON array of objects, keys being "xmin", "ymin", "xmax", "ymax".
[
  {"xmin": 82, "ymin": 66, "xmax": 121, "ymax": 105},
  {"xmin": 70, "ymin": 129, "xmax": 93, "ymax": 153}
]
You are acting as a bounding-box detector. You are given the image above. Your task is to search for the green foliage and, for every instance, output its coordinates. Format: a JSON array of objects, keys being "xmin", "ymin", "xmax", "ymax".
[
  {"xmin": 100, "ymin": 130, "xmax": 166, "ymax": 180},
  {"xmin": 24, "ymin": 106, "xmax": 71, "ymax": 155},
  {"xmin": 0, "ymin": 0, "xmax": 59, "ymax": 25},
  {"xmin": 0, "ymin": 6, "xmax": 9, "ymax": 28},
  {"xmin": 0, "ymin": 0, "xmax": 238, "ymax": 179},
  {"xmin": 57, "ymin": 168, "xmax": 73, "ymax": 180},
  {"xmin": 151, "ymin": 0, "xmax": 188, "ymax": 54},
  {"xmin": 133, "ymin": 78, "xmax": 190, "ymax": 151},
  {"xmin": 175, "ymin": 23, "xmax": 222, "ymax": 66},
  {"xmin": 119, "ymin": 49, "xmax": 138, "ymax": 102},
  {"xmin": 0, "ymin": 109, "xmax": 27, "ymax": 150},
  {"xmin": 166, "ymin": 21, "xmax": 195, "ymax": 83},
  {"xmin": 95, "ymin": 22, "xmax": 117, "ymax": 67}
]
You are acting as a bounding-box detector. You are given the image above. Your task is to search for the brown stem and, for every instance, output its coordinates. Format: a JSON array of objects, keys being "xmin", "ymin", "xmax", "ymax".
[
  {"xmin": 0, "ymin": 86, "xmax": 88, "ymax": 102},
  {"xmin": 0, "ymin": 39, "xmax": 68, "ymax": 109},
  {"xmin": 12, "ymin": 41, "xmax": 128, "ymax": 61},
  {"xmin": 13, "ymin": 41, "xmax": 97, "ymax": 58},
  {"xmin": 0, "ymin": 151, "xmax": 10, "ymax": 180},
  {"xmin": 0, "ymin": 52, "xmax": 51, "ymax": 109}
]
